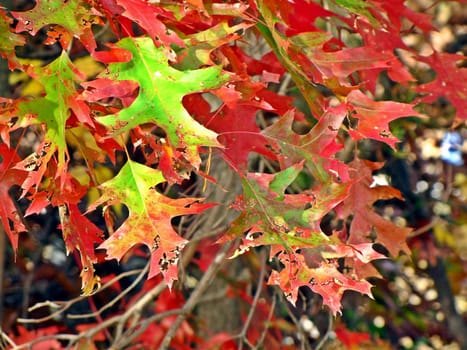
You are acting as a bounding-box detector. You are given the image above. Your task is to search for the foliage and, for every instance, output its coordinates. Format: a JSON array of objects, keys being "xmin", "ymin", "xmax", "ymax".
[{"xmin": 0, "ymin": 0, "xmax": 465, "ymax": 349}]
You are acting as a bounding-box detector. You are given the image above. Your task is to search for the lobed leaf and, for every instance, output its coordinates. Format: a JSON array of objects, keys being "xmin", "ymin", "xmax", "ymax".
[
  {"xmin": 96, "ymin": 36, "xmax": 229, "ymax": 168},
  {"xmin": 90, "ymin": 160, "xmax": 214, "ymax": 288}
]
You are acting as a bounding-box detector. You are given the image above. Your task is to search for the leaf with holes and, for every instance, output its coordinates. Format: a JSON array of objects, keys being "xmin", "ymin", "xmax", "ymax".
[
  {"xmin": 90, "ymin": 160, "xmax": 214, "ymax": 287},
  {"xmin": 0, "ymin": 9, "xmax": 25, "ymax": 69},
  {"xmin": 338, "ymin": 159, "xmax": 412, "ymax": 256},
  {"xmin": 11, "ymin": 0, "xmax": 100, "ymax": 53},
  {"xmin": 222, "ymin": 163, "xmax": 337, "ymax": 259},
  {"xmin": 16, "ymin": 52, "xmax": 87, "ymax": 193},
  {"xmin": 347, "ymin": 90, "xmax": 423, "ymax": 148},
  {"xmin": 59, "ymin": 204, "xmax": 103, "ymax": 295},
  {"xmin": 269, "ymin": 252, "xmax": 374, "ymax": 315}
]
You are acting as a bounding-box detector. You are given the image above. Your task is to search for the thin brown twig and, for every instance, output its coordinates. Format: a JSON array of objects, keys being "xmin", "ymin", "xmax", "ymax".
[
  {"xmin": 276, "ymin": 290, "xmax": 311, "ymax": 350},
  {"xmin": 315, "ymin": 312, "xmax": 333, "ymax": 350},
  {"xmin": 112, "ymin": 279, "xmax": 167, "ymax": 343},
  {"xmin": 255, "ymin": 293, "xmax": 276, "ymax": 349},
  {"xmin": 17, "ymin": 267, "xmax": 144, "ymax": 324},
  {"xmin": 237, "ymin": 249, "xmax": 267, "ymax": 350},
  {"xmin": 68, "ymin": 262, "xmax": 149, "ymax": 319},
  {"xmin": 7, "ymin": 333, "xmax": 78, "ymax": 350},
  {"xmin": 159, "ymin": 241, "xmax": 233, "ymax": 349},
  {"xmin": 109, "ymin": 309, "xmax": 182, "ymax": 349}
]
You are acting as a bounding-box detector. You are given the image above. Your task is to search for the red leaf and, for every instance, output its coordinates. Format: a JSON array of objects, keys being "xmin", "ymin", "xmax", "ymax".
[
  {"xmin": 337, "ymin": 159, "xmax": 412, "ymax": 256},
  {"xmin": 59, "ymin": 203, "xmax": 103, "ymax": 295},
  {"xmin": 91, "ymin": 160, "xmax": 214, "ymax": 288},
  {"xmin": 335, "ymin": 324, "xmax": 372, "ymax": 349},
  {"xmin": 284, "ymin": 0, "xmax": 333, "ymax": 36},
  {"xmin": 347, "ymin": 90, "xmax": 423, "ymax": 148},
  {"xmin": 116, "ymin": 0, "xmax": 184, "ymax": 50},
  {"xmin": 0, "ymin": 144, "xmax": 28, "ymax": 250},
  {"xmin": 269, "ymin": 252, "xmax": 373, "ymax": 315},
  {"xmin": 416, "ymin": 52, "xmax": 467, "ymax": 120},
  {"xmin": 9, "ymin": 326, "xmax": 62, "ymax": 350},
  {"xmin": 312, "ymin": 46, "xmax": 394, "ymax": 79}
]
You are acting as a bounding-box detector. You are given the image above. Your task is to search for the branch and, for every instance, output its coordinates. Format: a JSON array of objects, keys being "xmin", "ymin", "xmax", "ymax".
[
  {"xmin": 314, "ymin": 312, "xmax": 333, "ymax": 350},
  {"xmin": 68, "ymin": 262, "xmax": 149, "ymax": 319},
  {"xmin": 17, "ymin": 267, "xmax": 145, "ymax": 324},
  {"xmin": 158, "ymin": 241, "xmax": 233, "ymax": 349},
  {"xmin": 237, "ymin": 249, "xmax": 267, "ymax": 350}
]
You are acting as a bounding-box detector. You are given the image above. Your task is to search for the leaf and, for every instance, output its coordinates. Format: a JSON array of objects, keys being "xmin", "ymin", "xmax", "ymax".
[
  {"xmin": 255, "ymin": 1, "xmax": 330, "ymax": 116},
  {"xmin": 416, "ymin": 53, "xmax": 467, "ymax": 120},
  {"xmin": 347, "ymin": 90, "xmax": 423, "ymax": 148},
  {"xmin": 334, "ymin": 323, "xmax": 372, "ymax": 349},
  {"xmin": 115, "ymin": 0, "xmax": 184, "ymax": 51},
  {"xmin": 263, "ymin": 106, "xmax": 348, "ymax": 182},
  {"xmin": 311, "ymin": 46, "xmax": 394, "ymax": 79},
  {"xmin": 96, "ymin": 36, "xmax": 229, "ymax": 168},
  {"xmin": 16, "ymin": 52, "xmax": 87, "ymax": 192},
  {"xmin": 59, "ymin": 204, "xmax": 103, "ymax": 296},
  {"xmin": 223, "ymin": 164, "xmax": 334, "ymax": 259},
  {"xmin": 333, "ymin": 0, "xmax": 379, "ymax": 27},
  {"xmin": 176, "ymin": 22, "xmax": 251, "ymax": 69},
  {"xmin": 268, "ymin": 252, "xmax": 373, "ymax": 315},
  {"xmin": 282, "ymin": 0, "xmax": 333, "ymax": 35},
  {"xmin": 0, "ymin": 144, "xmax": 28, "ymax": 250},
  {"xmin": 338, "ymin": 159, "xmax": 412, "ymax": 256},
  {"xmin": 0, "ymin": 9, "xmax": 25, "ymax": 69},
  {"xmin": 90, "ymin": 160, "xmax": 214, "ymax": 287},
  {"xmin": 188, "ymin": 95, "xmax": 277, "ymax": 169},
  {"xmin": 11, "ymin": 0, "xmax": 100, "ymax": 53}
]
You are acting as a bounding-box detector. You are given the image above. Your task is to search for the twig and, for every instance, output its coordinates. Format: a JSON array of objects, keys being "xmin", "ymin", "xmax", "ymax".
[
  {"xmin": 109, "ymin": 309, "xmax": 182, "ymax": 349},
  {"xmin": 1, "ymin": 330, "xmax": 17, "ymax": 348},
  {"xmin": 159, "ymin": 241, "xmax": 233, "ymax": 349},
  {"xmin": 255, "ymin": 293, "xmax": 276, "ymax": 349},
  {"xmin": 111, "ymin": 279, "xmax": 167, "ymax": 344},
  {"xmin": 315, "ymin": 312, "xmax": 333, "ymax": 350},
  {"xmin": 278, "ymin": 73, "xmax": 292, "ymax": 96},
  {"xmin": 237, "ymin": 249, "xmax": 267, "ymax": 350},
  {"xmin": 9, "ymin": 334, "xmax": 78, "ymax": 350},
  {"xmin": 68, "ymin": 262, "xmax": 149, "ymax": 319},
  {"xmin": 18, "ymin": 268, "xmax": 144, "ymax": 324},
  {"xmin": 276, "ymin": 290, "xmax": 311, "ymax": 350},
  {"xmin": 408, "ymin": 216, "xmax": 441, "ymax": 239}
]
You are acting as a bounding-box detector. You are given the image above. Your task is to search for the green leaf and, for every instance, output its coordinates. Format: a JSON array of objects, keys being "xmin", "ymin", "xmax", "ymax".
[
  {"xmin": 263, "ymin": 106, "xmax": 347, "ymax": 183},
  {"xmin": 16, "ymin": 52, "xmax": 86, "ymax": 192},
  {"xmin": 269, "ymin": 161, "xmax": 304, "ymax": 200},
  {"xmin": 333, "ymin": 0, "xmax": 379, "ymax": 27},
  {"xmin": 97, "ymin": 36, "xmax": 229, "ymax": 168},
  {"xmin": 0, "ymin": 9, "xmax": 25, "ymax": 69},
  {"xmin": 223, "ymin": 165, "xmax": 333, "ymax": 259},
  {"xmin": 12, "ymin": 0, "xmax": 98, "ymax": 51}
]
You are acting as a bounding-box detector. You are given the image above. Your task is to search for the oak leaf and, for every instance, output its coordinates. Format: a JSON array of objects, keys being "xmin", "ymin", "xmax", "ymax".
[
  {"xmin": 96, "ymin": 36, "xmax": 229, "ymax": 168},
  {"xmin": 90, "ymin": 160, "xmax": 214, "ymax": 287},
  {"xmin": 0, "ymin": 144, "xmax": 28, "ymax": 250}
]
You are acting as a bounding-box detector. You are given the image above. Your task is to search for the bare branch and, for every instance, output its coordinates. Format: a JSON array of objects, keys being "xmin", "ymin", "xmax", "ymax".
[{"xmin": 159, "ymin": 241, "xmax": 233, "ymax": 349}]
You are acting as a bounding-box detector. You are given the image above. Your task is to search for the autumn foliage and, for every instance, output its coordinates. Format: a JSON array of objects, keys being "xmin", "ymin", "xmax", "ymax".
[{"xmin": 0, "ymin": 0, "xmax": 465, "ymax": 349}]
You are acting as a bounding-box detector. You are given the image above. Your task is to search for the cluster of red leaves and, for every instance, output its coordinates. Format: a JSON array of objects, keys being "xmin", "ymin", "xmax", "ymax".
[{"xmin": 0, "ymin": 0, "xmax": 465, "ymax": 348}]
